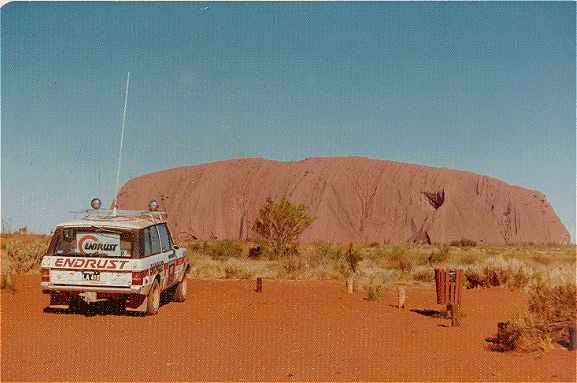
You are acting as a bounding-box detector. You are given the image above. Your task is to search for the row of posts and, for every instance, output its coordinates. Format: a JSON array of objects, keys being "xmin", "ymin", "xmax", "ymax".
[{"xmin": 253, "ymin": 269, "xmax": 463, "ymax": 327}]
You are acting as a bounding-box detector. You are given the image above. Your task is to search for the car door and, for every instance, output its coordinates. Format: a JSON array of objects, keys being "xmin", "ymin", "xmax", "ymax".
[{"xmin": 156, "ymin": 223, "xmax": 177, "ymax": 288}]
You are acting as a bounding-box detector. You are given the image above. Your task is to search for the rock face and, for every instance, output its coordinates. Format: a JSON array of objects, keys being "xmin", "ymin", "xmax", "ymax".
[{"xmin": 117, "ymin": 157, "xmax": 570, "ymax": 245}]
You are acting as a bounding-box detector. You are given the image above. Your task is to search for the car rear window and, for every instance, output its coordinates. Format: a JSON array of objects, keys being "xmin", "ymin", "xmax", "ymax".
[{"xmin": 49, "ymin": 227, "xmax": 136, "ymax": 258}]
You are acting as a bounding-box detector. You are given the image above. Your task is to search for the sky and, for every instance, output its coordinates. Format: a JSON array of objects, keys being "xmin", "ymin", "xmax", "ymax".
[{"xmin": 1, "ymin": 2, "xmax": 575, "ymax": 239}]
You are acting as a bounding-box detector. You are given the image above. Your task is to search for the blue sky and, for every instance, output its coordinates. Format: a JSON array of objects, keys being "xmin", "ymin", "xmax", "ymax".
[{"xmin": 2, "ymin": 2, "xmax": 575, "ymax": 238}]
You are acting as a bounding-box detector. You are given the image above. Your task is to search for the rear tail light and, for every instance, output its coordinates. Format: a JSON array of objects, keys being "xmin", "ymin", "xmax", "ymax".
[
  {"xmin": 41, "ymin": 268, "xmax": 50, "ymax": 282},
  {"xmin": 131, "ymin": 270, "xmax": 149, "ymax": 285}
]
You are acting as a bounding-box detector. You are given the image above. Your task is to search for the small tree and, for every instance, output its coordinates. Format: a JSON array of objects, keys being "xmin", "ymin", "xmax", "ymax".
[
  {"xmin": 345, "ymin": 243, "xmax": 362, "ymax": 275},
  {"xmin": 252, "ymin": 198, "xmax": 314, "ymax": 257}
]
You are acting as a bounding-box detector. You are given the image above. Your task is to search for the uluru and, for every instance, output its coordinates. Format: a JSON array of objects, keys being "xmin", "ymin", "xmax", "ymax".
[{"xmin": 116, "ymin": 157, "xmax": 570, "ymax": 245}]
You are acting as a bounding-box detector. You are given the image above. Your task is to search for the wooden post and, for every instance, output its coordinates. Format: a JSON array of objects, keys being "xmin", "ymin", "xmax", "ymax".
[
  {"xmin": 397, "ymin": 286, "xmax": 406, "ymax": 309},
  {"xmin": 346, "ymin": 276, "xmax": 354, "ymax": 294},
  {"xmin": 256, "ymin": 277, "xmax": 262, "ymax": 293},
  {"xmin": 449, "ymin": 304, "xmax": 461, "ymax": 327}
]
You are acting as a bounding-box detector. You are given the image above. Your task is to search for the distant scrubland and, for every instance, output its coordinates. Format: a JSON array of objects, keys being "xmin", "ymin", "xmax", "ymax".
[
  {"xmin": 183, "ymin": 239, "xmax": 575, "ymax": 288},
  {"xmin": 1, "ymin": 234, "xmax": 574, "ymax": 289}
]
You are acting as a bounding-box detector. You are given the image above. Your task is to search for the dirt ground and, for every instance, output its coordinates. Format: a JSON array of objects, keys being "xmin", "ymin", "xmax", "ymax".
[{"xmin": 1, "ymin": 275, "xmax": 575, "ymax": 382}]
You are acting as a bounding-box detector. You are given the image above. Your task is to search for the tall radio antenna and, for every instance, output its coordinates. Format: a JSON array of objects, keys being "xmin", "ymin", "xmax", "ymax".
[{"xmin": 112, "ymin": 72, "xmax": 130, "ymax": 216}]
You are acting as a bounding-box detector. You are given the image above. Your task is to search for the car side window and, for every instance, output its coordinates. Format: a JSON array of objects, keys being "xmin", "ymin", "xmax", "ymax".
[
  {"xmin": 157, "ymin": 224, "xmax": 173, "ymax": 252},
  {"xmin": 150, "ymin": 225, "xmax": 162, "ymax": 255},
  {"xmin": 143, "ymin": 228, "xmax": 152, "ymax": 257}
]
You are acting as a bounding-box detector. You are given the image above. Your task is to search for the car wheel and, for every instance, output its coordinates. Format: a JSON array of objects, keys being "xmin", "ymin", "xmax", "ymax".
[
  {"xmin": 173, "ymin": 275, "xmax": 188, "ymax": 302},
  {"xmin": 146, "ymin": 280, "xmax": 161, "ymax": 315}
]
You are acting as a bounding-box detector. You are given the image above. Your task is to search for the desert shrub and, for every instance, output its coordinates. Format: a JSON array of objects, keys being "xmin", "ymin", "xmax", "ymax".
[
  {"xmin": 386, "ymin": 247, "xmax": 413, "ymax": 273},
  {"xmin": 204, "ymin": 240, "xmax": 244, "ymax": 258},
  {"xmin": 4, "ymin": 235, "xmax": 50, "ymax": 273},
  {"xmin": 0, "ymin": 273, "xmax": 15, "ymax": 292},
  {"xmin": 397, "ymin": 257, "xmax": 413, "ymax": 273},
  {"xmin": 464, "ymin": 265, "xmax": 513, "ymax": 289},
  {"xmin": 184, "ymin": 240, "xmax": 204, "ymax": 253},
  {"xmin": 251, "ymin": 197, "xmax": 315, "ymax": 257},
  {"xmin": 279, "ymin": 256, "xmax": 306, "ymax": 279},
  {"xmin": 449, "ymin": 239, "xmax": 477, "ymax": 247},
  {"xmin": 459, "ymin": 251, "xmax": 482, "ymax": 265},
  {"xmin": 529, "ymin": 253, "xmax": 553, "ymax": 266},
  {"xmin": 507, "ymin": 267, "xmax": 532, "ymax": 289},
  {"xmin": 412, "ymin": 269, "xmax": 434, "ymax": 282},
  {"xmin": 187, "ymin": 254, "xmax": 225, "ymax": 279},
  {"xmin": 303, "ymin": 251, "xmax": 328, "ymax": 271},
  {"xmin": 464, "ymin": 268, "xmax": 484, "ymax": 289},
  {"xmin": 428, "ymin": 245, "xmax": 450, "ymax": 265},
  {"xmin": 366, "ymin": 283, "xmax": 385, "ymax": 301},
  {"xmin": 489, "ymin": 314, "xmax": 550, "ymax": 352},
  {"xmin": 223, "ymin": 263, "xmax": 252, "ymax": 279},
  {"xmin": 489, "ymin": 281, "xmax": 576, "ymax": 352},
  {"xmin": 313, "ymin": 243, "xmax": 343, "ymax": 260},
  {"xmin": 528, "ymin": 282, "xmax": 576, "ymax": 325},
  {"xmin": 485, "ymin": 267, "xmax": 508, "ymax": 287}
]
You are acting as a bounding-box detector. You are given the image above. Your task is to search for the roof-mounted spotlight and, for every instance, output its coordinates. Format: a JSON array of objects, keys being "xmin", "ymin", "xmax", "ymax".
[
  {"xmin": 148, "ymin": 199, "xmax": 160, "ymax": 211},
  {"xmin": 90, "ymin": 198, "xmax": 102, "ymax": 210}
]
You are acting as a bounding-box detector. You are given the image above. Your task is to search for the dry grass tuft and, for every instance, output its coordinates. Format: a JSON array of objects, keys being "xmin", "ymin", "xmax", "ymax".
[
  {"xmin": 366, "ymin": 282, "xmax": 386, "ymax": 301},
  {"xmin": 488, "ymin": 280, "xmax": 576, "ymax": 352}
]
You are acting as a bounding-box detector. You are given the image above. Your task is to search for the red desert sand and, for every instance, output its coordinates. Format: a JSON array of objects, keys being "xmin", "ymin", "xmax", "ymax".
[
  {"xmin": 2, "ymin": 275, "xmax": 575, "ymax": 382},
  {"xmin": 117, "ymin": 157, "xmax": 570, "ymax": 245}
]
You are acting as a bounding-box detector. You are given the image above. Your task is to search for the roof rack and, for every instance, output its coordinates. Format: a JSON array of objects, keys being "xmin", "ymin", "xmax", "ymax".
[{"xmin": 81, "ymin": 209, "xmax": 167, "ymax": 223}]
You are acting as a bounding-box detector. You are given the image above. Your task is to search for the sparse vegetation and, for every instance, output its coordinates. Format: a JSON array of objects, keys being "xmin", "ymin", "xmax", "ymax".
[
  {"xmin": 2, "ymin": 233, "xmax": 574, "ymax": 296},
  {"xmin": 223, "ymin": 261, "xmax": 253, "ymax": 279},
  {"xmin": 2, "ymin": 234, "xmax": 50, "ymax": 273},
  {"xmin": 1, "ymin": 234, "xmax": 50, "ymax": 291},
  {"xmin": 204, "ymin": 240, "xmax": 244, "ymax": 258},
  {"xmin": 412, "ymin": 269, "xmax": 434, "ymax": 282},
  {"xmin": 428, "ymin": 245, "xmax": 450, "ymax": 265},
  {"xmin": 387, "ymin": 247, "xmax": 414, "ymax": 273}
]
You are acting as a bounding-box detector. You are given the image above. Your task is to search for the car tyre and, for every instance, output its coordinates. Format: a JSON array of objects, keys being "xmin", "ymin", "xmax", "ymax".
[
  {"xmin": 173, "ymin": 275, "xmax": 188, "ymax": 302},
  {"xmin": 146, "ymin": 280, "xmax": 161, "ymax": 315}
]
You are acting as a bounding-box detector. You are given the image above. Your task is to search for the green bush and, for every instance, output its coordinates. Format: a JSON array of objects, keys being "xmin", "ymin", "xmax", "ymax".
[{"xmin": 252, "ymin": 198, "xmax": 315, "ymax": 257}]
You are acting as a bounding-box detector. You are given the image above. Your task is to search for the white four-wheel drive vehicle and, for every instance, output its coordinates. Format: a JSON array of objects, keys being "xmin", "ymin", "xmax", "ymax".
[{"xmin": 40, "ymin": 200, "xmax": 190, "ymax": 315}]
